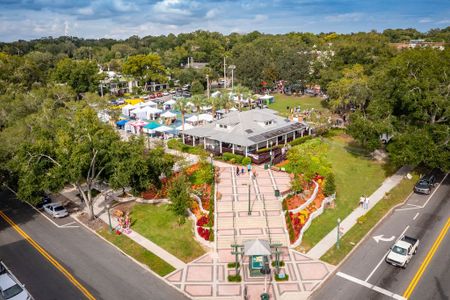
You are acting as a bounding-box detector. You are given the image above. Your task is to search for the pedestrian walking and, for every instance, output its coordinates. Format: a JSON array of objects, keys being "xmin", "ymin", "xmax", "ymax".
[
  {"xmin": 364, "ymin": 196, "xmax": 369, "ymax": 210},
  {"xmin": 236, "ymin": 167, "xmax": 240, "ymax": 176},
  {"xmin": 359, "ymin": 196, "xmax": 364, "ymax": 208},
  {"xmin": 241, "ymin": 167, "xmax": 245, "ymax": 175},
  {"xmin": 247, "ymin": 163, "xmax": 251, "ymax": 173},
  {"xmin": 253, "ymin": 169, "xmax": 257, "ymax": 178}
]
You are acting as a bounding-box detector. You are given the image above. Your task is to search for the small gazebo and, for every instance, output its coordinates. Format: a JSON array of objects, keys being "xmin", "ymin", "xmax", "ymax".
[{"xmin": 243, "ymin": 239, "xmax": 271, "ymax": 277}]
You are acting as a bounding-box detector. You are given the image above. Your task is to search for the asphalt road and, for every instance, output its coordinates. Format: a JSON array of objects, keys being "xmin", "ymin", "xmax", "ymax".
[
  {"xmin": 311, "ymin": 172, "xmax": 450, "ymax": 300},
  {"xmin": 0, "ymin": 191, "xmax": 188, "ymax": 300}
]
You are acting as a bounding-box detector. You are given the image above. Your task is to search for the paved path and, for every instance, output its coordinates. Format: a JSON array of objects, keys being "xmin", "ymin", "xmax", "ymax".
[
  {"xmin": 307, "ymin": 166, "xmax": 412, "ymax": 259},
  {"xmin": 165, "ymin": 164, "xmax": 334, "ymax": 300},
  {"xmin": 59, "ymin": 187, "xmax": 186, "ymax": 270}
]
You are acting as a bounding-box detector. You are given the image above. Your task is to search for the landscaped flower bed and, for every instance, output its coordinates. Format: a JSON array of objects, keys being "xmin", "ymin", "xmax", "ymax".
[{"xmin": 286, "ymin": 201, "xmax": 319, "ymax": 243}]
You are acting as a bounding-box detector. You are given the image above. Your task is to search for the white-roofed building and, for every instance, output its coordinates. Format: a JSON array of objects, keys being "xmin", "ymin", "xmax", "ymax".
[{"xmin": 181, "ymin": 109, "xmax": 311, "ymax": 164}]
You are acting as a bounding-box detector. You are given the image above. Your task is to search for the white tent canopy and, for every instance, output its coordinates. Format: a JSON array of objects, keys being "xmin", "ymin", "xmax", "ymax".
[
  {"xmin": 243, "ymin": 239, "xmax": 271, "ymax": 256},
  {"xmin": 161, "ymin": 111, "xmax": 177, "ymax": 118},
  {"xmin": 154, "ymin": 125, "xmax": 173, "ymax": 133},
  {"xmin": 260, "ymin": 94, "xmax": 273, "ymax": 100},
  {"xmin": 130, "ymin": 107, "xmax": 147, "ymax": 120},
  {"xmin": 121, "ymin": 104, "xmax": 134, "ymax": 116},
  {"xmin": 145, "ymin": 107, "xmax": 162, "ymax": 119},
  {"xmin": 186, "ymin": 115, "xmax": 199, "ymax": 123},
  {"xmin": 164, "ymin": 99, "xmax": 176, "ymax": 105},
  {"xmin": 199, "ymin": 113, "xmax": 214, "ymax": 122},
  {"xmin": 176, "ymin": 123, "xmax": 194, "ymax": 131}
]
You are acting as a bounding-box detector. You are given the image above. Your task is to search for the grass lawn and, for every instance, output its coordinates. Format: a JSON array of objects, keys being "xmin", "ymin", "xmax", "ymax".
[
  {"xmin": 131, "ymin": 204, "xmax": 205, "ymax": 263},
  {"xmin": 97, "ymin": 228, "xmax": 175, "ymax": 276},
  {"xmin": 320, "ymin": 173, "xmax": 419, "ymax": 265},
  {"xmin": 269, "ymin": 94, "xmax": 326, "ymax": 116},
  {"xmin": 298, "ymin": 133, "xmax": 389, "ymax": 252}
]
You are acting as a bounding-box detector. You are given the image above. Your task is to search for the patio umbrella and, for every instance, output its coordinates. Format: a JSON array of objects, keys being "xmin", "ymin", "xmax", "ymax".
[{"xmin": 161, "ymin": 111, "xmax": 177, "ymax": 118}]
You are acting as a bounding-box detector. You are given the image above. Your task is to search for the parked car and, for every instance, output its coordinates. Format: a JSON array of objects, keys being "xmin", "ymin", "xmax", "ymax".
[
  {"xmin": 149, "ymin": 94, "xmax": 156, "ymax": 99},
  {"xmin": 385, "ymin": 236, "xmax": 419, "ymax": 268},
  {"xmin": 0, "ymin": 261, "xmax": 32, "ymax": 300},
  {"xmin": 182, "ymin": 91, "xmax": 191, "ymax": 98},
  {"xmin": 169, "ymin": 89, "xmax": 176, "ymax": 94},
  {"xmin": 156, "ymin": 92, "xmax": 163, "ymax": 97},
  {"xmin": 43, "ymin": 203, "xmax": 68, "ymax": 218},
  {"xmin": 414, "ymin": 174, "xmax": 436, "ymax": 195},
  {"xmin": 162, "ymin": 91, "xmax": 170, "ymax": 96},
  {"xmin": 35, "ymin": 195, "xmax": 51, "ymax": 209}
]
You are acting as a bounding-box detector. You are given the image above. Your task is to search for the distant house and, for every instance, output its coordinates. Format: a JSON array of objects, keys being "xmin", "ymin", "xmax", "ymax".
[
  {"xmin": 180, "ymin": 109, "xmax": 311, "ymax": 163},
  {"xmin": 390, "ymin": 40, "xmax": 446, "ymax": 50},
  {"xmin": 184, "ymin": 57, "xmax": 208, "ymax": 69}
]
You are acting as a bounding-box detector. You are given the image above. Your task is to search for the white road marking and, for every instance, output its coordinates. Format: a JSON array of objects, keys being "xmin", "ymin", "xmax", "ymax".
[
  {"xmin": 365, "ymin": 253, "xmax": 388, "ymax": 282},
  {"xmin": 373, "ymin": 235, "xmax": 395, "ymax": 243},
  {"xmin": 413, "ymin": 212, "xmax": 420, "ymax": 220},
  {"xmin": 337, "ymin": 272, "xmax": 406, "ymax": 300},
  {"xmin": 366, "ymin": 225, "xmax": 409, "ymax": 281}
]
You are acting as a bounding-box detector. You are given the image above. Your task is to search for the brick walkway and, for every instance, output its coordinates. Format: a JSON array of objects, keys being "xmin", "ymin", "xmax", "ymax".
[{"xmin": 165, "ymin": 164, "xmax": 334, "ymax": 299}]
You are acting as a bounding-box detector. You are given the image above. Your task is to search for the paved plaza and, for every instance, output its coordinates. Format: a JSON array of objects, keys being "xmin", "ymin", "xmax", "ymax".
[{"xmin": 165, "ymin": 165, "xmax": 334, "ymax": 299}]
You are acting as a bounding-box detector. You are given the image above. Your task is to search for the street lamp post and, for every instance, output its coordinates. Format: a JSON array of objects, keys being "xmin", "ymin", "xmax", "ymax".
[
  {"xmin": 206, "ymin": 74, "xmax": 210, "ymax": 99},
  {"xmin": 337, "ymin": 218, "xmax": 341, "ymax": 249},
  {"xmin": 228, "ymin": 65, "xmax": 236, "ymax": 92},
  {"xmin": 242, "ymin": 183, "xmax": 251, "ymax": 215},
  {"xmin": 269, "ymin": 141, "xmax": 273, "ymax": 166},
  {"xmin": 106, "ymin": 203, "xmax": 112, "ymax": 232}
]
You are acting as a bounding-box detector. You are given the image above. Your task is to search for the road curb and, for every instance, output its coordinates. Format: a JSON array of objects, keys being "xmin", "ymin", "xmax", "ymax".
[
  {"xmin": 308, "ymin": 185, "xmax": 413, "ymax": 299},
  {"xmin": 71, "ymin": 214, "xmax": 193, "ymax": 299}
]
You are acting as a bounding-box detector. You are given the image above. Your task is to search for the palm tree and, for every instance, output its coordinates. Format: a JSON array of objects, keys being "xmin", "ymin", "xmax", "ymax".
[
  {"xmin": 174, "ymin": 97, "xmax": 190, "ymax": 131},
  {"xmin": 234, "ymin": 85, "xmax": 251, "ymax": 111},
  {"xmin": 190, "ymin": 94, "xmax": 206, "ymax": 121},
  {"xmin": 218, "ymin": 93, "xmax": 234, "ymax": 113}
]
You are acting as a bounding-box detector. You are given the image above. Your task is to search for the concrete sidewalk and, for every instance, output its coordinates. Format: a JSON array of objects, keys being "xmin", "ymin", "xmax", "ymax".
[
  {"xmin": 61, "ymin": 187, "xmax": 186, "ymax": 270},
  {"xmin": 307, "ymin": 166, "xmax": 411, "ymax": 259}
]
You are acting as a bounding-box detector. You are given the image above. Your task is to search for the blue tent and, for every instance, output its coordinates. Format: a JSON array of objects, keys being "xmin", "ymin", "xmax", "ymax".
[
  {"xmin": 116, "ymin": 119, "xmax": 129, "ymax": 127},
  {"xmin": 144, "ymin": 122, "xmax": 161, "ymax": 130}
]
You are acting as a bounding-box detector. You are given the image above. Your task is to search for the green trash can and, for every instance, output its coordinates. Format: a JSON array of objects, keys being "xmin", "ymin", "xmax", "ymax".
[
  {"xmin": 264, "ymin": 164, "xmax": 269, "ymax": 170},
  {"xmin": 274, "ymin": 189, "xmax": 280, "ymax": 197},
  {"xmin": 261, "ymin": 292, "xmax": 270, "ymax": 300}
]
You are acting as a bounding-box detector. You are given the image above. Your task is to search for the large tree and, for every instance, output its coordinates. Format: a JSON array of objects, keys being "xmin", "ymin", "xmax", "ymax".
[{"xmin": 122, "ymin": 53, "xmax": 167, "ymax": 90}]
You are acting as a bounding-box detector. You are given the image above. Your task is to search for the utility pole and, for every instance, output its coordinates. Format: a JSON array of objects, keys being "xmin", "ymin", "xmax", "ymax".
[
  {"xmin": 223, "ymin": 56, "xmax": 227, "ymax": 89},
  {"xmin": 206, "ymin": 74, "xmax": 210, "ymax": 99}
]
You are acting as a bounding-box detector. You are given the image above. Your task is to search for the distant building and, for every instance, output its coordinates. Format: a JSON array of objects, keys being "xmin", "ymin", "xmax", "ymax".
[
  {"xmin": 184, "ymin": 57, "xmax": 208, "ymax": 69},
  {"xmin": 390, "ymin": 40, "xmax": 446, "ymax": 50}
]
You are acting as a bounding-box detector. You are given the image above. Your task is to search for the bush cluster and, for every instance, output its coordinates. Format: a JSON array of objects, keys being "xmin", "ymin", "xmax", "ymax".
[
  {"xmin": 221, "ymin": 152, "xmax": 245, "ymax": 164},
  {"xmin": 288, "ymin": 135, "xmax": 313, "ymax": 147}
]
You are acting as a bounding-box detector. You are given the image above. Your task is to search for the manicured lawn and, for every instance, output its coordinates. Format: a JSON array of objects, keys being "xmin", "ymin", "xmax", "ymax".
[
  {"xmin": 320, "ymin": 173, "xmax": 419, "ymax": 265},
  {"xmin": 298, "ymin": 133, "xmax": 388, "ymax": 252},
  {"xmin": 131, "ymin": 204, "xmax": 205, "ymax": 263},
  {"xmin": 97, "ymin": 228, "xmax": 175, "ymax": 276},
  {"xmin": 268, "ymin": 94, "xmax": 326, "ymax": 116}
]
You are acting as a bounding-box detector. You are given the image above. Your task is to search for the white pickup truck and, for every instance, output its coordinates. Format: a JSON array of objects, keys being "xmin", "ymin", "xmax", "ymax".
[
  {"xmin": 385, "ymin": 236, "xmax": 419, "ymax": 268},
  {"xmin": 0, "ymin": 261, "xmax": 32, "ymax": 300}
]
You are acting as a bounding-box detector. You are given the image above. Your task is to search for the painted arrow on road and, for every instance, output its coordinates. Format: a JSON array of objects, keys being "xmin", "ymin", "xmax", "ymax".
[{"xmin": 373, "ymin": 235, "xmax": 395, "ymax": 243}]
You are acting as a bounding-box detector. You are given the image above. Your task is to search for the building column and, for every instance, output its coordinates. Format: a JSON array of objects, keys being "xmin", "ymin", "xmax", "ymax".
[
  {"xmin": 276, "ymin": 137, "xmax": 279, "ymax": 146},
  {"xmin": 220, "ymin": 141, "xmax": 223, "ymax": 154},
  {"xmin": 232, "ymin": 144, "xmax": 235, "ymax": 154},
  {"xmin": 301, "ymin": 130, "xmax": 304, "ymax": 137},
  {"xmin": 256, "ymin": 143, "xmax": 259, "ymax": 151},
  {"xmin": 266, "ymin": 140, "xmax": 269, "ymax": 148},
  {"xmin": 204, "ymin": 137, "xmax": 207, "ymax": 149},
  {"xmin": 284, "ymin": 134, "xmax": 287, "ymax": 144},
  {"xmin": 309, "ymin": 127, "xmax": 312, "ymax": 135},
  {"xmin": 193, "ymin": 137, "xmax": 195, "ymax": 146},
  {"xmin": 245, "ymin": 146, "xmax": 248, "ymax": 157},
  {"xmin": 293, "ymin": 131, "xmax": 296, "ymax": 140},
  {"xmin": 182, "ymin": 134, "xmax": 185, "ymax": 144}
]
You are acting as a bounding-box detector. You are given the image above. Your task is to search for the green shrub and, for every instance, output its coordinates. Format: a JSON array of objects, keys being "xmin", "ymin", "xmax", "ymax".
[
  {"xmin": 324, "ymin": 173, "xmax": 336, "ymax": 196},
  {"xmin": 271, "ymin": 260, "xmax": 285, "ymax": 267},
  {"xmin": 242, "ymin": 157, "xmax": 251, "ymax": 165},
  {"xmin": 221, "ymin": 153, "xmax": 244, "ymax": 164},
  {"xmin": 282, "ymin": 199, "xmax": 288, "ymax": 211},
  {"xmin": 289, "ymin": 135, "xmax": 313, "ymax": 147},
  {"xmin": 227, "ymin": 262, "xmax": 240, "ymax": 269},
  {"xmin": 275, "ymin": 273, "xmax": 289, "ymax": 281},
  {"xmin": 228, "ymin": 274, "xmax": 242, "ymax": 282}
]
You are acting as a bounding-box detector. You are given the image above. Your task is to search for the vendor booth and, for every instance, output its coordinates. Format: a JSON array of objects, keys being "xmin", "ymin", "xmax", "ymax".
[{"xmin": 243, "ymin": 239, "xmax": 271, "ymax": 277}]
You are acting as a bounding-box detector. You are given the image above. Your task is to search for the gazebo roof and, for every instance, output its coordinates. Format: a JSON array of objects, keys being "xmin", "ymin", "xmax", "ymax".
[{"xmin": 243, "ymin": 239, "xmax": 271, "ymax": 256}]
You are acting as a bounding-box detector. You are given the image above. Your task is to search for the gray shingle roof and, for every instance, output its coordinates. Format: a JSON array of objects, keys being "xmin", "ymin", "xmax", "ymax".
[{"xmin": 182, "ymin": 109, "xmax": 307, "ymax": 146}]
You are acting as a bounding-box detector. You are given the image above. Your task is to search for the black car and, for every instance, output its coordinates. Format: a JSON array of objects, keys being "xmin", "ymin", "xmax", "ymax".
[
  {"xmin": 36, "ymin": 195, "xmax": 52, "ymax": 209},
  {"xmin": 414, "ymin": 174, "xmax": 436, "ymax": 195}
]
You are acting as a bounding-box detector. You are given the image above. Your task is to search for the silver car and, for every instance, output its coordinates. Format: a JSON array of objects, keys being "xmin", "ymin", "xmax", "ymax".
[{"xmin": 43, "ymin": 203, "xmax": 69, "ymax": 218}]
